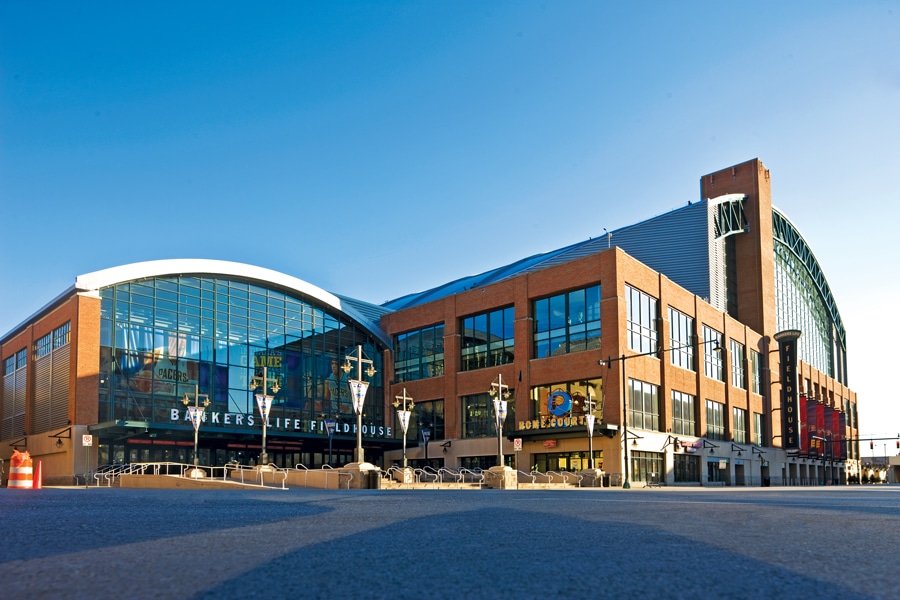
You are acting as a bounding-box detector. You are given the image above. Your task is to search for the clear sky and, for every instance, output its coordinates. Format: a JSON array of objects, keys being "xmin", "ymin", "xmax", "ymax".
[{"xmin": 2, "ymin": 2, "xmax": 898, "ymax": 444}]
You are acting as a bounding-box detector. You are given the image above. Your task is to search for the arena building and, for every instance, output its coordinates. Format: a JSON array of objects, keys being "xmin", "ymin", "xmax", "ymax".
[{"xmin": 1, "ymin": 158, "xmax": 858, "ymax": 486}]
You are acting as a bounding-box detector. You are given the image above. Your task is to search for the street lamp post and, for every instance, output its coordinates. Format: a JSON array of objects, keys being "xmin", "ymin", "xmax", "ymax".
[
  {"xmin": 182, "ymin": 384, "xmax": 210, "ymax": 478},
  {"xmin": 250, "ymin": 365, "xmax": 280, "ymax": 468},
  {"xmin": 343, "ymin": 345, "xmax": 376, "ymax": 464},
  {"xmin": 601, "ymin": 338, "xmax": 722, "ymax": 490},
  {"xmin": 489, "ymin": 374, "xmax": 511, "ymax": 468},
  {"xmin": 393, "ymin": 388, "xmax": 415, "ymax": 469},
  {"xmin": 752, "ymin": 446, "xmax": 766, "ymax": 487},
  {"xmin": 812, "ymin": 435, "xmax": 830, "ymax": 485},
  {"xmin": 584, "ymin": 389, "xmax": 598, "ymax": 470}
]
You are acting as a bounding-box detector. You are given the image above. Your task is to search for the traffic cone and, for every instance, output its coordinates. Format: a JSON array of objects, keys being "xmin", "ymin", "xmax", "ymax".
[{"xmin": 32, "ymin": 460, "xmax": 42, "ymax": 489}]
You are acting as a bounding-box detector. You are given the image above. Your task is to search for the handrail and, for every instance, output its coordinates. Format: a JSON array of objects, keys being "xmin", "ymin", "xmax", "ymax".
[
  {"xmin": 438, "ymin": 467, "xmax": 464, "ymax": 488},
  {"xmin": 458, "ymin": 468, "xmax": 485, "ymax": 489},
  {"xmin": 516, "ymin": 470, "xmax": 537, "ymax": 486}
]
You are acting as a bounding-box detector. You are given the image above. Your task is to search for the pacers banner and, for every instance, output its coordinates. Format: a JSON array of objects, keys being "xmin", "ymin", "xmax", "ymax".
[
  {"xmin": 255, "ymin": 394, "xmax": 272, "ymax": 421},
  {"xmin": 799, "ymin": 395, "xmax": 808, "ymax": 456},
  {"xmin": 807, "ymin": 396, "xmax": 820, "ymax": 459},
  {"xmin": 774, "ymin": 330, "xmax": 802, "ymax": 450},
  {"xmin": 348, "ymin": 379, "xmax": 369, "ymax": 414}
]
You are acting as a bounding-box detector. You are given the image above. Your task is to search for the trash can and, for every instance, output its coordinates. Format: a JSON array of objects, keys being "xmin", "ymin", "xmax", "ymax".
[{"xmin": 762, "ymin": 477, "xmax": 770, "ymax": 487}]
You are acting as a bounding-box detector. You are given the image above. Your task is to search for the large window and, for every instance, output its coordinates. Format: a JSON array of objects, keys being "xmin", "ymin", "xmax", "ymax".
[
  {"xmin": 530, "ymin": 379, "xmax": 602, "ymax": 421},
  {"xmin": 627, "ymin": 285, "xmax": 658, "ymax": 354},
  {"xmin": 97, "ymin": 276, "xmax": 385, "ymax": 430},
  {"xmin": 733, "ymin": 407, "xmax": 748, "ymax": 444},
  {"xmin": 706, "ymin": 399, "xmax": 725, "ymax": 440},
  {"xmin": 406, "ymin": 400, "xmax": 444, "ymax": 443},
  {"xmin": 749, "ymin": 349, "xmax": 762, "ymax": 394},
  {"xmin": 669, "ymin": 307, "xmax": 694, "ymax": 370},
  {"xmin": 631, "ymin": 451, "xmax": 664, "ymax": 484},
  {"xmin": 671, "ymin": 390, "xmax": 695, "ymax": 436},
  {"xmin": 703, "ymin": 325, "xmax": 724, "ymax": 382},
  {"xmin": 394, "ymin": 324, "xmax": 444, "ymax": 382},
  {"xmin": 753, "ymin": 412, "xmax": 765, "ymax": 446},
  {"xmin": 674, "ymin": 454, "xmax": 701, "ymax": 483},
  {"xmin": 629, "ymin": 379, "xmax": 659, "ymax": 431},
  {"xmin": 462, "ymin": 393, "xmax": 515, "ymax": 439},
  {"xmin": 730, "ymin": 339, "xmax": 746, "ymax": 389},
  {"xmin": 533, "ymin": 451, "xmax": 603, "ymax": 473},
  {"xmin": 461, "ymin": 307, "xmax": 514, "ymax": 371},
  {"xmin": 533, "ymin": 285, "xmax": 601, "ymax": 358}
]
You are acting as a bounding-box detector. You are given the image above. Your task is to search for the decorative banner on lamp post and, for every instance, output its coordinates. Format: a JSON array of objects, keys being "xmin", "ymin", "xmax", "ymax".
[
  {"xmin": 324, "ymin": 418, "xmax": 336, "ymax": 439},
  {"xmin": 187, "ymin": 406, "xmax": 205, "ymax": 431},
  {"xmin": 585, "ymin": 414, "xmax": 596, "ymax": 437},
  {"xmin": 493, "ymin": 399, "xmax": 508, "ymax": 428},
  {"xmin": 255, "ymin": 394, "xmax": 272, "ymax": 421},
  {"xmin": 348, "ymin": 379, "xmax": 369, "ymax": 414},
  {"xmin": 398, "ymin": 410, "xmax": 411, "ymax": 434}
]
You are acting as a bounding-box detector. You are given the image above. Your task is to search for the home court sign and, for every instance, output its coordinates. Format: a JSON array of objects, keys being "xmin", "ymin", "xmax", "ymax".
[
  {"xmin": 774, "ymin": 329, "xmax": 802, "ymax": 450},
  {"xmin": 518, "ymin": 389, "xmax": 589, "ymax": 430}
]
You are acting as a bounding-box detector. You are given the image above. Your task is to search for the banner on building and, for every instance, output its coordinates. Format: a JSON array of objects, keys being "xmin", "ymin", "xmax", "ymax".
[{"xmin": 774, "ymin": 330, "xmax": 802, "ymax": 450}]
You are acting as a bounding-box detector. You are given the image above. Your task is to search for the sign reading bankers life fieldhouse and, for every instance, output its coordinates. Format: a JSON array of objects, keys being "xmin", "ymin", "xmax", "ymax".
[{"xmin": 774, "ymin": 329, "xmax": 802, "ymax": 451}]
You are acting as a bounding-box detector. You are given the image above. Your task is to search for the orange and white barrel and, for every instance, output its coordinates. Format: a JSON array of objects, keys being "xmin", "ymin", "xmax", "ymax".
[{"xmin": 8, "ymin": 449, "xmax": 33, "ymax": 489}]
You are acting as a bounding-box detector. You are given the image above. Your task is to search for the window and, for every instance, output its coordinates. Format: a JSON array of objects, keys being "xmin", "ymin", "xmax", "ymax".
[
  {"xmin": 669, "ymin": 307, "xmax": 694, "ymax": 370},
  {"xmin": 753, "ymin": 412, "xmax": 765, "ymax": 446},
  {"xmin": 631, "ymin": 451, "xmax": 664, "ymax": 484},
  {"xmin": 749, "ymin": 350, "xmax": 762, "ymax": 394},
  {"xmin": 629, "ymin": 379, "xmax": 658, "ymax": 431},
  {"xmin": 533, "ymin": 285, "xmax": 601, "ymax": 358},
  {"xmin": 733, "ymin": 407, "xmax": 747, "ymax": 443},
  {"xmin": 35, "ymin": 332, "xmax": 52, "ymax": 359},
  {"xmin": 674, "ymin": 454, "xmax": 701, "ymax": 483},
  {"xmin": 461, "ymin": 307, "xmax": 514, "ymax": 371},
  {"xmin": 406, "ymin": 400, "xmax": 444, "ymax": 443},
  {"xmin": 706, "ymin": 400, "xmax": 725, "ymax": 440},
  {"xmin": 462, "ymin": 393, "xmax": 498, "ymax": 439},
  {"xmin": 730, "ymin": 339, "xmax": 745, "ymax": 389},
  {"xmin": 531, "ymin": 379, "xmax": 602, "ymax": 420},
  {"xmin": 627, "ymin": 285, "xmax": 658, "ymax": 354},
  {"xmin": 394, "ymin": 324, "xmax": 444, "ymax": 382},
  {"xmin": 702, "ymin": 325, "xmax": 724, "ymax": 382},
  {"xmin": 53, "ymin": 322, "xmax": 70, "ymax": 349},
  {"xmin": 671, "ymin": 390, "xmax": 695, "ymax": 436}
]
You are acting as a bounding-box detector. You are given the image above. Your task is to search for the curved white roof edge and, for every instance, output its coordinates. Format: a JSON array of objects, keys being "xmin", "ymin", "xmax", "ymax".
[{"xmin": 75, "ymin": 259, "xmax": 390, "ymax": 346}]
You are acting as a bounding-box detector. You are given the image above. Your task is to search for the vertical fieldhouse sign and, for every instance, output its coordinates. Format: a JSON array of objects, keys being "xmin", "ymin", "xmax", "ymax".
[{"xmin": 774, "ymin": 329, "xmax": 802, "ymax": 451}]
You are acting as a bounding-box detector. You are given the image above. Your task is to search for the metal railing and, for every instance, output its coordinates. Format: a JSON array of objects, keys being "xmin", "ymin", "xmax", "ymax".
[{"xmin": 292, "ymin": 463, "xmax": 353, "ymax": 490}]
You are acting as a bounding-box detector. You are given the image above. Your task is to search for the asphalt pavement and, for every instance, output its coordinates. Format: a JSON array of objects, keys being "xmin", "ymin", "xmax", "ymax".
[{"xmin": 0, "ymin": 485, "xmax": 897, "ymax": 599}]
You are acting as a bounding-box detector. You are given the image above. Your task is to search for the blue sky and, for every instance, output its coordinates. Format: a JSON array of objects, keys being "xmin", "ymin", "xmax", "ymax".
[{"xmin": 2, "ymin": 2, "xmax": 898, "ymax": 443}]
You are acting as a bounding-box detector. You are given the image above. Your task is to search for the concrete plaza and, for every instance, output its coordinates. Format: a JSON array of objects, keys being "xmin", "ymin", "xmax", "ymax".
[{"xmin": 0, "ymin": 486, "xmax": 897, "ymax": 599}]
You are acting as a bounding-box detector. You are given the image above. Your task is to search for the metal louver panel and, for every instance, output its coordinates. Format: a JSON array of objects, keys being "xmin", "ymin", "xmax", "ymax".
[
  {"xmin": 34, "ymin": 355, "xmax": 52, "ymax": 433},
  {"xmin": 51, "ymin": 344, "xmax": 70, "ymax": 429},
  {"xmin": 2, "ymin": 372, "xmax": 26, "ymax": 440},
  {"xmin": 32, "ymin": 345, "xmax": 71, "ymax": 434}
]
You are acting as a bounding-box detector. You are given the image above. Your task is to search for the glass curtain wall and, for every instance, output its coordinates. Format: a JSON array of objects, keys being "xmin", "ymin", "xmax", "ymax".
[{"xmin": 97, "ymin": 276, "xmax": 384, "ymax": 432}]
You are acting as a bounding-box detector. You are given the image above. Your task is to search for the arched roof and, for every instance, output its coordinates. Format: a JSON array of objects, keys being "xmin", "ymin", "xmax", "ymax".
[
  {"xmin": 772, "ymin": 209, "xmax": 846, "ymax": 349},
  {"xmin": 75, "ymin": 259, "xmax": 390, "ymax": 346}
]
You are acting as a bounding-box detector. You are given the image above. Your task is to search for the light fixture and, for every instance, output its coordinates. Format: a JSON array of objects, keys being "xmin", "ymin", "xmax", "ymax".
[{"xmin": 55, "ymin": 438, "xmax": 63, "ymax": 449}]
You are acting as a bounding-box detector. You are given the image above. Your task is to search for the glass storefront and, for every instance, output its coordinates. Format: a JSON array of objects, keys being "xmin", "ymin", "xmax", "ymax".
[{"xmin": 95, "ymin": 275, "xmax": 387, "ymax": 467}]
